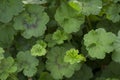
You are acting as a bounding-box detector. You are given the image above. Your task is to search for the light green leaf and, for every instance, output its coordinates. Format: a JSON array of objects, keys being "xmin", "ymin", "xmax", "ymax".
[
  {"xmin": 31, "ymin": 44, "xmax": 46, "ymax": 56},
  {"xmin": 64, "ymin": 48, "xmax": 86, "ymax": 64},
  {"xmin": 52, "ymin": 30, "xmax": 71, "ymax": 44},
  {"xmin": 68, "ymin": 0, "xmax": 82, "ymax": 12}
]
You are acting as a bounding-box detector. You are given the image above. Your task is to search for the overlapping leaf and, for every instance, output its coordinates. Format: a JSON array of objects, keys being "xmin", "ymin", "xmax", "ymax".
[
  {"xmin": 16, "ymin": 51, "xmax": 39, "ymax": 77},
  {"xmin": 0, "ymin": 0, "xmax": 24, "ymax": 23},
  {"xmin": 55, "ymin": 2, "xmax": 85, "ymax": 33},
  {"xmin": 14, "ymin": 5, "xmax": 49, "ymax": 39},
  {"xmin": 0, "ymin": 24, "xmax": 16, "ymax": 48},
  {"xmin": 46, "ymin": 46, "xmax": 82, "ymax": 79},
  {"xmin": 0, "ymin": 57, "xmax": 17, "ymax": 80},
  {"xmin": 112, "ymin": 31, "xmax": 120, "ymax": 63},
  {"xmin": 105, "ymin": 4, "xmax": 120, "ymax": 22}
]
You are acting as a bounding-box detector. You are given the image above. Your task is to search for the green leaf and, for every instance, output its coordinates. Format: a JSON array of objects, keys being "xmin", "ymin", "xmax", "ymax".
[
  {"xmin": 16, "ymin": 51, "xmax": 39, "ymax": 77},
  {"xmin": 68, "ymin": 0, "xmax": 82, "ymax": 12},
  {"xmin": 64, "ymin": 48, "xmax": 86, "ymax": 64},
  {"xmin": 112, "ymin": 31, "xmax": 120, "ymax": 63},
  {"xmin": 14, "ymin": 5, "xmax": 49, "ymax": 39},
  {"xmin": 0, "ymin": 0, "xmax": 24, "ymax": 23},
  {"xmin": 67, "ymin": 64, "xmax": 93, "ymax": 80},
  {"xmin": 0, "ymin": 57, "xmax": 17, "ymax": 80},
  {"xmin": 113, "ymin": 0, "xmax": 120, "ymax": 3},
  {"xmin": 31, "ymin": 43, "xmax": 46, "ymax": 56},
  {"xmin": 97, "ymin": 19, "xmax": 120, "ymax": 34},
  {"xmin": 79, "ymin": 0, "xmax": 102, "ymax": 15},
  {"xmin": 96, "ymin": 77, "xmax": 120, "ymax": 80},
  {"xmin": 55, "ymin": 2, "xmax": 85, "ymax": 33},
  {"xmin": 0, "ymin": 47, "xmax": 4, "ymax": 60},
  {"xmin": 45, "ymin": 34, "xmax": 57, "ymax": 47},
  {"xmin": 46, "ymin": 46, "xmax": 82, "ymax": 79},
  {"xmin": 106, "ymin": 4, "xmax": 120, "ymax": 22},
  {"xmin": 52, "ymin": 30, "xmax": 71, "ymax": 44},
  {"xmin": 22, "ymin": 0, "xmax": 47, "ymax": 4},
  {"xmin": 0, "ymin": 24, "xmax": 16, "ymax": 48},
  {"xmin": 84, "ymin": 28, "xmax": 116, "ymax": 59},
  {"xmin": 101, "ymin": 61, "xmax": 120, "ymax": 79},
  {"xmin": 39, "ymin": 72, "xmax": 54, "ymax": 80}
]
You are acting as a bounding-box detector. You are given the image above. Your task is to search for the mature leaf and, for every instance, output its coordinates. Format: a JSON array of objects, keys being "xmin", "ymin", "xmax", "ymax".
[
  {"xmin": 84, "ymin": 28, "xmax": 116, "ymax": 59},
  {"xmin": 78, "ymin": 0, "xmax": 102, "ymax": 15},
  {"xmin": 14, "ymin": 5, "xmax": 49, "ymax": 39},
  {"xmin": 0, "ymin": 0, "xmax": 24, "ymax": 23},
  {"xmin": 0, "ymin": 57, "xmax": 17, "ymax": 80},
  {"xmin": 16, "ymin": 51, "xmax": 39, "ymax": 77},
  {"xmin": 46, "ymin": 46, "xmax": 82, "ymax": 79},
  {"xmin": 55, "ymin": 2, "xmax": 85, "ymax": 33},
  {"xmin": 97, "ymin": 19, "xmax": 120, "ymax": 34},
  {"xmin": 39, "ymin": 72, "xmax": 54, "ymax": 80},
  {"xmin": 45, "ymin": 34, "xmax": 56, "ymax": 47},
  {"xmin": 0, "ymin": 24, "xmax": 16, "ymax": 48},
  {"xmin": 105, "ymin": 4, "xmax": 120, "ymax": 22},
  {"xmin": 101, "ymin": 61, "xmax": 120, "ymax": 79},
  {"xmin": 112, "ymin": 31, "xmax": 120, "ymax": 63},
  {"xmin": 67, "ymin": 64, "xmax": 93, "ymax": 80}
]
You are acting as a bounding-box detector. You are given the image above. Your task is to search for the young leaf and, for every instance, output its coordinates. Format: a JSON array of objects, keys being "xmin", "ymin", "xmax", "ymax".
[
  {"xmin": 31, "ymin": 43, "xmax": 46, "ymax": 56},
  {"xmin": 64, "ymin": 48, "xmax": 86, "ymax": 64},
  {"xmin": 52, "ymin": 30, "xmax": 71, "ymax": 44}
]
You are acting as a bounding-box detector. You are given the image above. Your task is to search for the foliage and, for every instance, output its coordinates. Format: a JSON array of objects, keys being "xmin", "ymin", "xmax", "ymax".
[
  {"xmin": 0, "ymin": 0, "xmax": 120, "ymax": 80},
  {"xmin": 64, "ymin": 48, "xmax": 86, "ymax": 64},
  {"xmin": 84, "ymin": 28, "xmax": 116, "ymax": 59}
]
